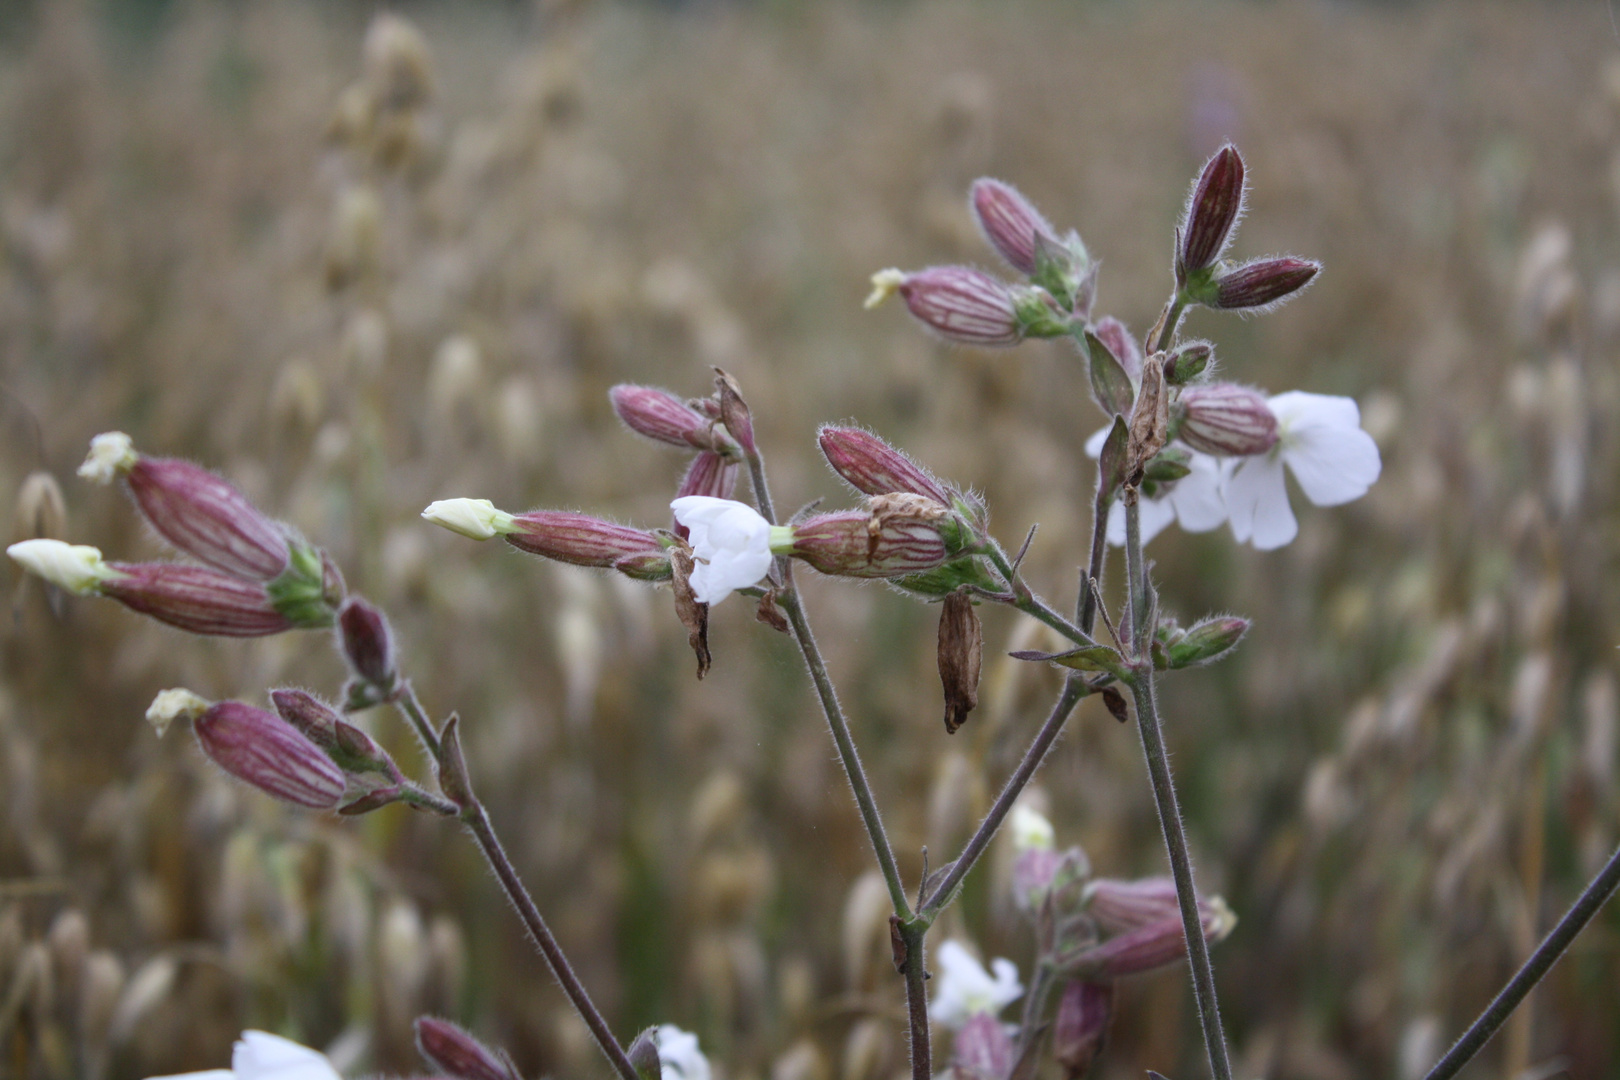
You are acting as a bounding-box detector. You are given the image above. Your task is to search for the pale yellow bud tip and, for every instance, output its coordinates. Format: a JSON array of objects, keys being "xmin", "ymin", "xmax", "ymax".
[
  {"xmin": 865, "ymin": 268, "xmax": 906, "ymax": 310},
  {"xmin": 145, "ymin": 688, "xmax": 211, "ymax": 739},
  {"xmin": 77, "ymin": 432, "xmax": 137, "ymax": 485},
  {"xmin": 421, "ymin": 498, "xmax": 513, "ymax": 541},
  {"xmin": 1009, "ymin": 803, "xmax": 1055, "ymax": 851},
  {"xmin": 6, "ymin": 539, "xmax": 114, "ymax": 596},
  {"xmin": 1206, "ymin": 895, "xmax": 1238, "ymax": 942}
]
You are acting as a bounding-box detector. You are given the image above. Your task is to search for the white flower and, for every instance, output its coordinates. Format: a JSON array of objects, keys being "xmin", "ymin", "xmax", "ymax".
[
  {"xmin": 928, "ymin": 939, "xmax": 1023, "ymax": 1029},
  {"xmin": 421, "ymin": 498, "xmax": 514, "ymax": 541},
  {"xmin": 145, "ymin": 1030, "xmax": 341, "ymax": 1080},
  {"xmin": 1223, "ymin": 391, "xmax": 1380, "ymax": 550},
  {"xmin": 78, "ymin": 431, "xmax": 136, "ymax": 484},
  {"xmin": 669, "ymin": 496, "xmax": 776, "ymax": 606},
  {"xmin": 654, "ymin": 1024, "xmax": 711, "ymax": 1080},
  {"xmin": 7, "ymin": 539, "xmax": 116, "ymax": 595},
  {"xmin": 145, "ymin": 688, "xmax": 210, "ymax": 739},
  {"xmin": 1083, "ymin": 429, "xmax": 1227, "ymax": 546},
  {"xmin": 1008, "ymin": 803, "xmax": 1054, "ymax": 851}
]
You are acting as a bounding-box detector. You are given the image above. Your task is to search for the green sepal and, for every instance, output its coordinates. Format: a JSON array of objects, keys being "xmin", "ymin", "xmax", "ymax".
[
  {"xmin": 1143, "ymin": 446, "xmax": 1192, "ymax": 484},
  {"xmin": 890, "ymin": 556, "xmax": 1003, "ymax": 599},
  {"xmin": 1010, "ymin": 643, "xmax": 1131, "ymax": 682},
  {"xmin": 267, "ymin": 539, "xmax": 339, "ymax": 629}
]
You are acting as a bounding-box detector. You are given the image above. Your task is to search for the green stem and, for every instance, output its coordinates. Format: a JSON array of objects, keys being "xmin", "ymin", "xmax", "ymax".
[
  {"xmin": 1423, "ymin": 839, "xmax": 1620, "ymax": 1080},
  {"xmin": 1077, "ymin": 488, "xmax": 1111, "ymax": 634},
  {"xmin": 1123, "ymin": 494, "xmax": 1232, "ymax": 1080},
  {"xmin": 900, "ymin": 920, "xmax": 932, "ymax": 1080},
  {"xmin": 983, "ymin": 540, "xmax": 1097, "ymax": 647}
]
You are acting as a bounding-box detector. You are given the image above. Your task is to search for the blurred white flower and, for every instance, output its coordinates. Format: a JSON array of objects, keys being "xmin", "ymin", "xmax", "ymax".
[
  {"xmin": 1223, "ymin": 391, "xmax": 1381, "ymax": 550},
  {"xmin": 78, "ymin": 430, "xmax": 136, "ymax": 484},
  {"xmin": 1009, "ymin": 803, "xmax": 1054, "ymax": 851},
  {"xmin": 421, "ymin": 497, "xmax": 513, "ymax": 541},
  {"xmin": 669, "ymin": 496, "xmax": 775, "ymax": 605},
  {"xmin": 654, "ymin": 1024, "xmax": 711, "ymax": 1080},
  {"xmin": 145, "ymin": 1030, "xmax": 341, "ymax": 1080},
  {"xmin": 929, "ymin": 939, "xmax": 1023, "ymax": 1029},
  {"xmin": 7, "ymin": 539, "xmax": 116, "ymax": 595}
]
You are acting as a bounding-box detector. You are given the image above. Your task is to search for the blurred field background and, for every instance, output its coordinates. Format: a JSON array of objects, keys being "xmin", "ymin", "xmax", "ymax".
[{"xmin": 3, "ymin": 0, "xmax": 1620, "ymax": 1077}]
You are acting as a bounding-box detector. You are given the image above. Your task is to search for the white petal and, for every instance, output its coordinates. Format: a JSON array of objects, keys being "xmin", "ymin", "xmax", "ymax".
[
  {"xmin": 1008, "ymin": 804, "xmax": 1054, "ymax": 851},
  {"xmin": 7, "ymin": 539, "xmax": 113, "ymax": 595},
  {"xmin": 1224, "ymin": 454, "xmax": 1296, "ymax": 549},
  {"xmin": 1283, "ymin": 420, "xmax": 1380, "ymax": 507},
  {"xmin": 78, "ymin": 431, "xmax": 136, "ymax": 484},
  {"xmin": 143, "ymin": 1072, "xmax": 234, "ymax": 1080},
  {"xmin": 672, "ymin": 497, "xmax": 773, "ymax": 605},
  {"xmin": 232, "ymin": 1031, "xmax": 341, "ymax": 1080},
  {"xmin": 421, "ymin": 498, "xmax": 510, "ymax": 541},
  {"xmin": 1167, "ymin": 453, "xmax": 1228, "ymax": 532},
  {"xmin": 1268, "ymin": 390, "xmax": 1360, "ymax": 430},
  {"xmin": 1083, "ymin": 425, "xmax": 1110, "ymax": 458},
  {"xmin": 655, "ymin": 1025, "xmax": 711, "ymax": 1080}
]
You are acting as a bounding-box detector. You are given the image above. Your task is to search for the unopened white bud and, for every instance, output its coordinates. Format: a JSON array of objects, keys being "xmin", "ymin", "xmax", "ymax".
[
  {"xmin": 77, "ymin": 432, "xmax": 136, "ymax": 485},
  {"xmin": 6, "ymin": 539, "xmax": 115, "ymax": 595},
  {"xmin": 864, "ymin": 268, "xmax": 905, "ymax": 310},
  {"xmin": 1009, "ymin": 804, "xmax": 1054, "ymax": 851},
  {"xmin": 145, "ymin": 688, "xmax": 210, "ymax": 738},
  {"xmin": 421, "ymin": 498, "xmax": 515, "ymax": 541}
]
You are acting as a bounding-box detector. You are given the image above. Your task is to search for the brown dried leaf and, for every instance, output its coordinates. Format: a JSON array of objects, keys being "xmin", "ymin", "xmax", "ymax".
[{"xmin": 670, "ymin": 546, "xmax": 712, "ymax": 679}]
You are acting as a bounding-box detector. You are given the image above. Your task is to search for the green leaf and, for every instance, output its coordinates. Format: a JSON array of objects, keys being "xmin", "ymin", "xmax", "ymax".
[
  {"xmin": 1084, "ymin": 330, "xmax": 1136, "ymax": 418},
  {"xmin": 1009, "ymin": 644, "xmax": 1130, "ymax": 681}
]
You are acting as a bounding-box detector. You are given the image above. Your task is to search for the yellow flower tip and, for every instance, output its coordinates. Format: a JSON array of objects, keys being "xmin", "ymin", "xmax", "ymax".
[
  {"xmin": 77, "ymin": 432, "xmax": 137, "ymax": 485},
  {"xmin": 864, "ymin": 268, "xmax": 906, "ymax": 310},
  {"xmin": 6, "ymin": 539, "xmax": 113, "ymax": 596},
  {"xmin": 145, "ymin": 688, "xmax": 211, "ymax": 739}
]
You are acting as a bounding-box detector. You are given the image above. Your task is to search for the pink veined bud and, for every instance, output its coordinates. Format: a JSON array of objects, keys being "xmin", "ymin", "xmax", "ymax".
[
  {"xmin": 971, "ymin": 178, "xmax": 1061, "ymax": 276},
  {"xmin": 338, "ymin": 596, "xmax": 397, "ymax": 688},
  {"xmin": 1179, "ymin": 145, "xmax": 1246, "ymax": 280},
  {"xmin": 1089, "ymin": 317, "xmax": 1143, "ymax": 385},
  {"xmin": 897, "ymin": 267, "xmax": 1023, "ymax": 347},
  {"xmin": 787, "ymin": 503, "xmax": 951, "ymax": 579},
  {"xmin": 193, "ymin": 702, "xmax": 346, "ymax": 809},
  {"xmin": 271, "ymin": 688, "xmax": 342, "ymax": 744},
  {"xmin": 505, "ymin": 511, "xmax": 668, "ymax": 570},
  {"xmin": 1052, "ymin": 981, "xmax": 1113, "ymax": 1080},
  {"xmin": 952, "ymin": 1012, "xmax": 1013, "ymax": 1080},
  {"xmin": 672, "ymin": 452, "xmax": 740, "ymax": 541},
  {"xmin": 1211, "ymin": 257, "xmax": 1320, "ymax": 311},
  {"xmin": 1082, "ymin": 876, "xmax": 1181, "ymax": 934},
  {"xmin": 610, "ymin": 384, "xmax": 735, "ymax": 454},
  {"xmin": 1068, "ymin": 899, "xmax": 1233, "ymax": 978},
  {"xmin": 1011, "ymin": 847, "xmax": 1062, "ymax": 912},
  {"xmin": 101, "ymin": 563, "xmax": 295, "ymax": 636},
  {"xmin": 415, "ymin": 1017, "xmax": 521, "ymax": 1080},
  {"xmin": 124, "ymin": 457, "xmax": 290, "ymax": 581},
  {"xmin": 817, "ymin": 427, "xmax": 952, "ymax": 504},
  {"xmin": 1177, "ymin": 383, "xmax": 1279, "ymax": 457}
]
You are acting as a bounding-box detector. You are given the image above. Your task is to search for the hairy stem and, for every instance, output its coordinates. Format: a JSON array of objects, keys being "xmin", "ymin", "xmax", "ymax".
[
  {"xmin": 900, "ymin": 921, "xmax": 932, "ymax": 1080},
  {"xmin": 465, "ymin": 806, "xmax": 641, "ymax": 1080},
  {"xmin": 920, "ymin": 674, "xmax": 1087, "ymax": 915},
  {"xmin": 780, "ymin": 588, "xmax": 912, "ymax": 921},
  {"xmin": 1123, "ymin": 495, "xmax": 1233, "ymax": 1080},
  {"xmin": 1077, "ymin": 487, "xmax": 1111, "ymax": 633},
  {"xmin": 983, "ymin": 540, "xmax": 1096, "ymax": 647},
  {"xmin": 393, "ymin": 681, "xmax": 444, "ymax": 761},
  {"xmin": 1422, "ymin": 839, "xmax": 1620, "ymax": 1080}
]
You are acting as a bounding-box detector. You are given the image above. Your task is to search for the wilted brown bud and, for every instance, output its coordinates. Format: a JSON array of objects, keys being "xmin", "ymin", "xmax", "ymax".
[
  {"xmin": 415, "ymin": 1016, "xmax": 521, "ymax": 1080},
  {"xmin": 817, "ymin": 426, "xmax": 952, "ymax": 504},
  {"xmin": 938, "ymin": 593, "xmax": 983, "ymax": 735},
  {"xmin": 1125, "ymin": 356, "xmax": 1169, "ymax": 483},
  {"xmin": 193, "ymin": 702, "xmax": 346, "ymax": 809},
  {"xmin": 713, "ymin": 368, "xmax": 756, "ymax": 455},
  {"xmin": 1177, "ymin": 384, "xmax": 1278, "ymax": 457},
  {"xmin": 338, "ymin": 596, "xmax": 396, "ymax": 688},
  {"xmin": 1052, "ymin": 980, "xmax": 1113, "ymax": 1079},
  {"xmin": 1179, "ymin": 145, "xmax": 1246, "ymax": 281},
  {"xmin": 1211, "ymin": 257, "xmax": 1320, "ymax": 311},
  {"xmin": 669, "ymin": 545, "xmax": 711, "ymax": 680},
  {"xmin": 787, "ymin": 496, "xmax": 953, "ymax": 579}
]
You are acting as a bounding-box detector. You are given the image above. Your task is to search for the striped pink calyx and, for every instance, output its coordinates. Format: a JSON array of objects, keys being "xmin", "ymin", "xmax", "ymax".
[
  {"xmin": 787, "ymin": 502, "xmax": 951, "ymax": 579},
  {"xmin": 817, "ymin": 426, "xmax": 952, "ymax": 504},
  {"xmin": 505, "ymin": 511, "xmax": 666, "ymax": 568},
  {"xmin": 897, "ymin": 266, "xmax": 1022, "ymax": 347},
  {"xmin": 126, "ymin": 457, "xmax": 290, "ymax": 580},
  {"xmin": 1177, "ymin": 383, "xmax": 1279, "ymax": 457},
  {"xmin": 102, "ymin": 562, "xmax": 294, "ymax": 636},
  {"xmin": 193, "ymin": 701, "xmax": 346, "ymax": 809}
]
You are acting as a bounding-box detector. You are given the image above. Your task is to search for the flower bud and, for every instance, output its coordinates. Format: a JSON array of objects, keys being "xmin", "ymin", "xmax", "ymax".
[
  {"xmin": 270, "ymin": 689, "xmax": 342, "ymax": 744},
  {"xmin": 7, "ymin": 539, "xmax": 117, "ymax": 596},
  {"xmin": 101, "ymin": 562, "xmax": 296, "ymax": 636},
  {"xmin": 937, "ymin": 592, "xmax": 982, "ymax": 734},
  {"xmin": 610, "ymin": 384, "xmax": 737, "ymax": 455},
  {"xmin": 970, "ymin": 178, "xmax": 1060, "ymax": 276},
  {"xmin": 1065, "ymin": 894, "xmax": 1236, "ymax": 978},
  {"xmin": 415, "ymin": 1016, "xmax": 520, "ymax": 1080},
  {"xmin": 1081, "ymin": 876, "xmax": 1180, "ymax": 934},
  {"xmin": 1164, "ymin": 615, "xmax": 1249, "ymax": 668},
  {"xmin": 674, "ymin": 450, "xmax": 739, "ymax": 506},
  {"xmin": 504, "ymin": 511, "xmax": 670, "ymax": 578},
  {"xmin": 893, "ymin": 266, "xmax": 1023, "ymax": 347},
  {"xmin": 817, "ymin": 426, "xmax": 951, "ymax": 504},
  {"xmin": 108, "ymin": 449, "xmax": 292, "ymax": 581},
  {"xmin": 78, "ymin": 431, "xmax": 138, "ymax": 484},
  {"xmin": 193, "ymin": 701, "xmax": 347, "ymax": 809},
  {"xmin": 1163, "ymin": 341, "xmax": 1212, "ymax": 386},
  {"xmin": 1177, "ymin": 384, "xmax": 1278, "ymax": 457},
  {"xmin": 952, "ymin": 1012, "xmax": 1012, "ymax": 1080},
  {"xmin": 338, "ymin": 596, "xmax": 396, "ymax": 688},
  {"xmin": 786, "ymin": 497, "xmax": 953, "ymax": 579},
  {"xmin": 1179, "ymin": 145, "xmax": 1246, "ymax": 281},
  {"xmin": 1052, "ymin": 981, "xmax": 1113, "ymax": 1080},
  {"xmin": 1211, "ymin": 256, "xmax": 1320, "ymax": 311},
  {"xmin": 422, "ymin": 498, "xmax": 514, "ymax": 541}
]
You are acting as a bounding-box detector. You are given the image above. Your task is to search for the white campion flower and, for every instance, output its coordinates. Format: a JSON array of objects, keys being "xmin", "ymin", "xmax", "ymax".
[
  {"xmin": 421, "ymin": 498, "xmax": 515, "ymax": 541},
  {"xmin": 1223, "ymin": 391, "xmax": 1380, "ymax": 551},
  {"xmin": 78, "ymin": 430, "xmax": 137, "ymax": 484},
  {"xmin": 1008, "ymin": 803, "xmax": 1055, "ymax": 851},
  {"xmin": 145, "ymin": 1030, "xmax": 341, "ymax": 1080},
  {"xmin": 7, "ymin": 539, "xmax": 118, "ymax": 595},
  {"xmin": 669, "ymin": 496, "xmax": 780, "ymax": 605},
  {"xmin": 928, "ymin": 939, "xmax": 1024, "ymax": 1030},
  {"xmin": 654, "ymin": 1024, "xmax": 711, "ymax": 1080},
  {"xmin": 1082, "ymin": 430, "xmax": 1226, "ymax": 546}
]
